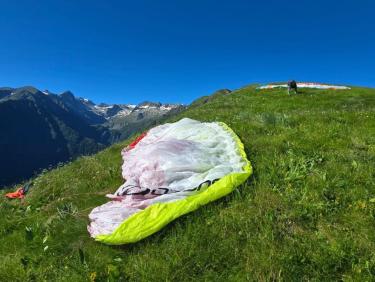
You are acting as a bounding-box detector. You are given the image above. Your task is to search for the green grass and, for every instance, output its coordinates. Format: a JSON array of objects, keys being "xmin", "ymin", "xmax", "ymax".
[{"xmin": 1, "ymin": 85, "xmax": 375, "ymax": 281}]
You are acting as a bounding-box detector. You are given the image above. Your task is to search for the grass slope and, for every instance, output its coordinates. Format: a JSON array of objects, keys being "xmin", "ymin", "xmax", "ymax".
[{"xmin": 1, "ymin": 85, "xmax": 375, "ymax": 281}]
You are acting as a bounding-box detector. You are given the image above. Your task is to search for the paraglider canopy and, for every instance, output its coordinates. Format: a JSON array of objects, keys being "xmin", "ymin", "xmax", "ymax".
[{"xmin": 88, "ymin": 118, "xmax": 252, "ymax": 244}]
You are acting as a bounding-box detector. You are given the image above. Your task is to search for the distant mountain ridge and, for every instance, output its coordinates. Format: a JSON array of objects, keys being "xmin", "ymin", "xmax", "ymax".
[{"xmin": 0, "ymin": 86, "xmax": 185, "ymax": 187}]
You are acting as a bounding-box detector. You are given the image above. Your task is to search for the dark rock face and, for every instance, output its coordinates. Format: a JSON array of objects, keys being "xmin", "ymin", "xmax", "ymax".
[
  {"xmin": 137, "ymin": 112, "xmax": 144, "ymax": 120},
  {"xmin": 106, "ymin": 105, "xmax": 123, "ymax": 117}
]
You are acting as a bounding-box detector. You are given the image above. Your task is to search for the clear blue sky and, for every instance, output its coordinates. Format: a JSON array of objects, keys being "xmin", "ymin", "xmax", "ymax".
[{"xmin": 0, "ymin": 0, "xmax": 374, "ymax": 104}]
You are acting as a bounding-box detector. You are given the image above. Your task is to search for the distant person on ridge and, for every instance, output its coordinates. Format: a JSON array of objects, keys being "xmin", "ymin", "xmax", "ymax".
[{"xmin": 287, "ymin": 80, "xmax": 298, "ymax": 95}]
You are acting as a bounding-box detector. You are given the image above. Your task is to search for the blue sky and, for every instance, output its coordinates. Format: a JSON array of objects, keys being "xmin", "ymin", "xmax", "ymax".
[{"xmin": 0, "ymin": 0, "xmax": 374, "ymax": 104}]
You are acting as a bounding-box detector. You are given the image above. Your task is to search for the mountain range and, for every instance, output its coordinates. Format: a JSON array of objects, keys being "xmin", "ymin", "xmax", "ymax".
[{"xmin": 0, "ymin": 86, "xmax": 184, "ymax": 187}]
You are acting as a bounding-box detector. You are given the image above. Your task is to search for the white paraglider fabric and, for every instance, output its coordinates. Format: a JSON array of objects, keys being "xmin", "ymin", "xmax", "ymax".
[
  {"xmin": 88, "ymin": 118, "xmax": 246, "ymax": 237},
  {"xmin": 257, "ymin": 82, "xmax": 350, "ymax": 90}
]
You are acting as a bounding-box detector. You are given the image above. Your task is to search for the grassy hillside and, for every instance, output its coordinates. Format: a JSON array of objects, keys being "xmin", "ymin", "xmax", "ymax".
[{"xmin": 1, "ymin": 85, "xmax": 375, "ymax": 281}]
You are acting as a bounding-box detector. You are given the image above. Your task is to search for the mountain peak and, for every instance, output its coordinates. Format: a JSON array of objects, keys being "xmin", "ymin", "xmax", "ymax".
[
  {"xmin": 14, "ymin": 86, "xmax": 40, "ymax": 95},
  {"xmin": 79, "ymin": 97, "xmax": 95, "ymax": 106},
  {"xmin": 60, "ymin": 91, "xmax": 75, "ymax": 99},
  {"xmin": 0, "ymin": 87, "xmax": 15, "ymax": 100},
  {"xmin": 42, "ymin": 89, "xmax": 55, "ymax": 95},
  {"xmin": 0, "ymin": 87, "xmax": 14, "ymax": 91},
  {"xmin": 138, "ymin": 101, "xmax": 162, "ymax": 107}
]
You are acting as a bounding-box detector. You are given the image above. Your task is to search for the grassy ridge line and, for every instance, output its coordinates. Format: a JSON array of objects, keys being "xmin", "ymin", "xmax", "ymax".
[{"xmin": 1, "ymin": 85, "xmax": 375, "ymax": 281}]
